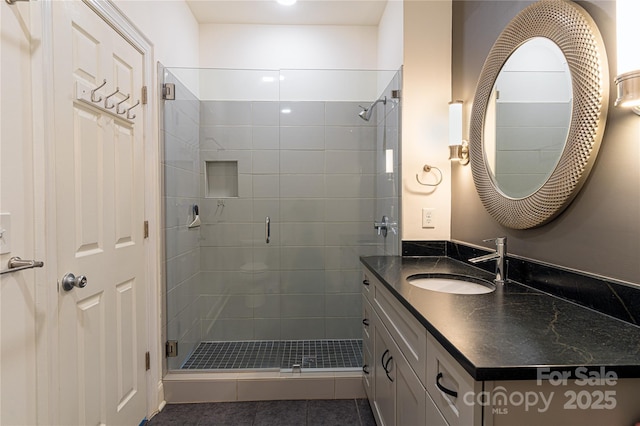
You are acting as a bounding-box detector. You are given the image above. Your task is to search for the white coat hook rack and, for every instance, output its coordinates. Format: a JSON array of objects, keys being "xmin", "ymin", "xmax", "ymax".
[
  {"xmin": 75, "ymin": 82, "xmax": 136, "ymax": 124},
  {"xmin": 416, "ymin": 164, "xmax": 443, "ymax": 186}
]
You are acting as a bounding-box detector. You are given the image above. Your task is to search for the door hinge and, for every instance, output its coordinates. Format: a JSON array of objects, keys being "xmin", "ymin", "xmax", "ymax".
[
  {"xmin": 143, "ymin": 220, "xmax": 149, "ymax": 239},
  {"xmin": 141, "ymin": 86, "xmax": 148, "ymax": 105},
  {"xmin": 166, "ymin": 340, "xmax": 178, "ymax": 358},
  {"xmin": 162, "ymin": 83, "xmax": 175, "ymax": 100},
  {"xmin": 391, "ymin": 89, "xmax": 401, "ymax": 99},
  {"xmin": 145, "ymin": 351, "xmax": 150, "ymax": 371}
]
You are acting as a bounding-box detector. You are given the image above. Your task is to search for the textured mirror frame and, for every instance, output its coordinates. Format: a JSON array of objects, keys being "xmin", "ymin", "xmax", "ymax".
[{"xmin": 469, "ymin": 0, "xmax": 609, "ymax": 229}]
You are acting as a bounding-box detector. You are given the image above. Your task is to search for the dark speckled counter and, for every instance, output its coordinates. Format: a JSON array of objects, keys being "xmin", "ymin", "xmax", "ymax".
[{"xmin": 361, "ymin": 256, "xmax": 640, "ymax": 381}]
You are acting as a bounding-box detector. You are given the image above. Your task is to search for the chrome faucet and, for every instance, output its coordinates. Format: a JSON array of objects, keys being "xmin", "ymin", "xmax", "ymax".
[{"xmin": 469, "ymin": 237, "xmax": 507, "ymax": 284}]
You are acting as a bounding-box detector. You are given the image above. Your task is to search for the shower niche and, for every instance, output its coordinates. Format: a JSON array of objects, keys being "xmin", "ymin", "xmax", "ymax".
[
  {"xmin": 161, "ymin": 67, "xmax": 402, "ymax": 373},
  {"xmin": 205, "ymin": 160, "xmax": 238, "ymax": 198}
]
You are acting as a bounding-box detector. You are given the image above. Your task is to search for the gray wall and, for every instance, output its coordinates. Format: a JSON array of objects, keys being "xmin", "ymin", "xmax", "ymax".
[{"xmin": 451, "ymin": 1, "xmax": 640, "ymax": 285}]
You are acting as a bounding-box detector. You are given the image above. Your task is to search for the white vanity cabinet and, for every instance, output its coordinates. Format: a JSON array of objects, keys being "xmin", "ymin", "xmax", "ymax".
[{"xmin": 362, "ymin": 265, "xmax": 640, "ymax": 426}]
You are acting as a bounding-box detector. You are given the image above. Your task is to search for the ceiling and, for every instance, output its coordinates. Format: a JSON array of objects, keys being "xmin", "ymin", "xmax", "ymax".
[{"xmin": 185, "ymin": 0, "xmax": 389, "ymax": 26}]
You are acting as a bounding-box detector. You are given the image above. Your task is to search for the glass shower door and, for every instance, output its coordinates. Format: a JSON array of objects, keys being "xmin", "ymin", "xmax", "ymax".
[{"xmin": 193, "ymin": 69, "xmax": 284, "ymax": 369}]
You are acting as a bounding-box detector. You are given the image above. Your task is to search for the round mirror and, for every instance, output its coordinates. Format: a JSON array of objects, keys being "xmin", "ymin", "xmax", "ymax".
[
  {"xmin": 470, "ymin": 0, "xmax": 608, "ymax": 229},
  {"xmin": 484, "ymin": 37, "xmax": 572, "ymax": 199}
]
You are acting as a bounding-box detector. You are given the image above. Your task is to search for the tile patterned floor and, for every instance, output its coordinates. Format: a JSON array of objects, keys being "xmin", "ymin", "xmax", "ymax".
[
  {"xmin": 182, "ymin": 340, "xmax": 363, "ymax": 370},
  {"xmin": 147, "ymin": 399, "xmax": 377, "ymax": 426}
]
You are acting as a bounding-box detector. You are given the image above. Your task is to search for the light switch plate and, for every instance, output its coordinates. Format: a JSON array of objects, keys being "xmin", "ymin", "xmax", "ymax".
[{"xmin": 0, "ymin": 213, "xmax": 11, "ymax": 255}]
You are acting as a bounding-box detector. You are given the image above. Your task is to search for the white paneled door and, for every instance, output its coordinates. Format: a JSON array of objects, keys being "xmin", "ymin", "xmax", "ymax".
[{"xmin": 52, "ymin": 1, "xmax": 147, "ymax": 424}]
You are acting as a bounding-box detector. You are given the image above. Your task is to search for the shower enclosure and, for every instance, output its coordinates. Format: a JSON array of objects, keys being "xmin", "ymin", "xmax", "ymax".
[{"xmin": 161, "ymin": 67, "xmax": 401, "ymax": 373}]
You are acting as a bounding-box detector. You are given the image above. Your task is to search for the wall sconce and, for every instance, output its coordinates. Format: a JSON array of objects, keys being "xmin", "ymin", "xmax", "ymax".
[
  {"xmin": 448, "ymin": 101, "xmax": 469, "ymax": 165},
  {"xmin": 615, "ymin": 0, "xmax": 640, "ymax": 115}
]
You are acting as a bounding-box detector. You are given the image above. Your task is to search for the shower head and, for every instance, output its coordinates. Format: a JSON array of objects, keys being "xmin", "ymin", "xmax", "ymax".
[
  {"xmin": 358, "ymin": 108, "xmax": 373, "ymax": 121},
  {"xmin": 358, "ymin": 96, "xmax": 387, "ymax": 121}
]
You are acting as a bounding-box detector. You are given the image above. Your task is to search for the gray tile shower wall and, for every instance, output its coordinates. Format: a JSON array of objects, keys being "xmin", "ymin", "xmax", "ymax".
[
  {"xmin": 163, "ymin": 71, "xmax": 202, "ymax": 369},
  {"xmin": 197, "ymin": 99, "xmax": 383, "ymax": 343},
  {"xmin": 402, "ymin": 241, "xmax": 640, "ymax": 326}
]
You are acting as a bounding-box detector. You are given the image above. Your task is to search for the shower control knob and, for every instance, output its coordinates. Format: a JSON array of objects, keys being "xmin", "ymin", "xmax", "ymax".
[{"xmin": 61, "ymin": 273, "xmax": 88, "ymax": 292}]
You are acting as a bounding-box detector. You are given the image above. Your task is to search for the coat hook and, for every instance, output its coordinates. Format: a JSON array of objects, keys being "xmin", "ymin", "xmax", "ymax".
[
  {"xmin": 126, "ymin": 100, "xmax": 140, "ymax": 120},
  {"xmin": 104, "ymin": 87, "xmax": 120, "ymax": 109},
  {"xmin": 416, "ymin": 164, "xmax": 443, "ymax": 186},
  {"xmin": 91, "ymin": 79, "xmax": 107, "ymax": 103},
  {"xmin": 116, "ymin": 94, "xmax": 131, "ymax": 115}
]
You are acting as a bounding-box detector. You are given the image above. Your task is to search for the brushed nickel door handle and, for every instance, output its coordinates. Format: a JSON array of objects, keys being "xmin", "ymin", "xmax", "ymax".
[{"xmin": 62, "ymin": 273, "xmax": 87, "ymax": 292}]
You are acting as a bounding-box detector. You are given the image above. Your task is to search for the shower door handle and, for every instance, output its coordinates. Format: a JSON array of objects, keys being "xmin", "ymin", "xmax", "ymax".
[{"xmin": 265, "ymin": 216, "xmax": 270, "ymax": 244}]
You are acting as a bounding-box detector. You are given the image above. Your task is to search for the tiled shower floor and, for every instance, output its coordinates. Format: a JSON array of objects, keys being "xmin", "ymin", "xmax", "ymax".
[{"xmin": 181, "ymin": 339, "xmax": 363, "ymax": 370}]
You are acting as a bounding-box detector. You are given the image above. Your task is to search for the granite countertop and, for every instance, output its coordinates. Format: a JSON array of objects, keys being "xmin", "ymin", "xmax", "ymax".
[{"xmin": 361, "ymin": 255, "xmax": 640, "ymax": 381}]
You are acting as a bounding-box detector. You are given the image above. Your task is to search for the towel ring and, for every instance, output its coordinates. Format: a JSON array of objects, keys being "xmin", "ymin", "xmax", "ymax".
[{"xmin": 416, "ymin": 165, "xmax": 443, "ymax": 186}]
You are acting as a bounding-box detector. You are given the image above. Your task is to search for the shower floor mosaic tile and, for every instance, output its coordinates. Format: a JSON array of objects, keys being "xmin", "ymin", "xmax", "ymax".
[{"xmin": 181, "ymin": 339, "xmax": 363, "ymax": 370}]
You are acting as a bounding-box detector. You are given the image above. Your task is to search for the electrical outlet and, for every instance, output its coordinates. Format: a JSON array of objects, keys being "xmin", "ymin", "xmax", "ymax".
[{"xmin": 422, "ymin": 208, "xmax": 435, "ymax": 229}]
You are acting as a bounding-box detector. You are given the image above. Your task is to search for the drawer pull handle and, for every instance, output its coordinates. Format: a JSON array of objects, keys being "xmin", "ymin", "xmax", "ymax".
[
  {"xmin": 363, "ymin": 365, "xmax": 370, "ymax": 375},
  {"xmin": 381, "ymin": 349, "xmax": 390, "ymax": 367},
  {"xmin": 381, "ymin": 349, "xmax": 394, "ymax": 382},
  {"xmin": 363, "ymin": 279, "xmax": 370, "ymax": 286},
  {"xmin": 362, "ymin": 319, "xmax": 370, "ymax": 326},
  {"xmin": 436, "ymin": 372, "xmax": 458, "ymax": 398},
  {"xmin": 384, "ymin": 356, "xmax": 393, "ymax": 382},
  {"xmin": 384, "ymin": 355, "xmax": 393, "ymax": 371}
]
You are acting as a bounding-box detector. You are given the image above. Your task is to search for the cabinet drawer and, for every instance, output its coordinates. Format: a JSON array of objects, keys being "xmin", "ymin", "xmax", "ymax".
[
  {"xmin": 373, "ymin": 276, "xmax": 427, "ymax": 384},
  {"xmin": 426, "ymin": 333, "xmax": 482, "ymax": 426},
  {"xmin": 373, "ymin": 309, "xmax": 429, "ymax": 426},
  {"xmin": 395, "ymin": 343, "xmax": 427, "ymax": 426},
  {"xmin": 362, "ymin": 271, "xmax": 374, "ymax": 304}
]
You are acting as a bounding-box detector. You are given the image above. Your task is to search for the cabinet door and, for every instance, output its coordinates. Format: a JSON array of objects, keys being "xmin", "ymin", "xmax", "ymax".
[
  {"xmin": 374, "ymin": 323, "xmax": 396, "ymax": 426},
  {"xmin": 396, "ymin": 346, "xmax": 427, "ymax": 426},
  {"xmin": 362, "ymin": 271, "xmax": 374, "ymax": 304}
]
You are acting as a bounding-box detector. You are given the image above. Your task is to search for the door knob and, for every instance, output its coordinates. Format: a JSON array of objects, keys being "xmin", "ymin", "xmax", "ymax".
[{"xmin": 61, "ymin": 273, "xmax": 87, "ymax": 291}]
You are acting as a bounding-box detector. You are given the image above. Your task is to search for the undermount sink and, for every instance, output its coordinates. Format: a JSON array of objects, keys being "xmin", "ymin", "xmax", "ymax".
[{"xmin": 406, "ymin": 274, "xmax": 495, "ymax": 295}]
